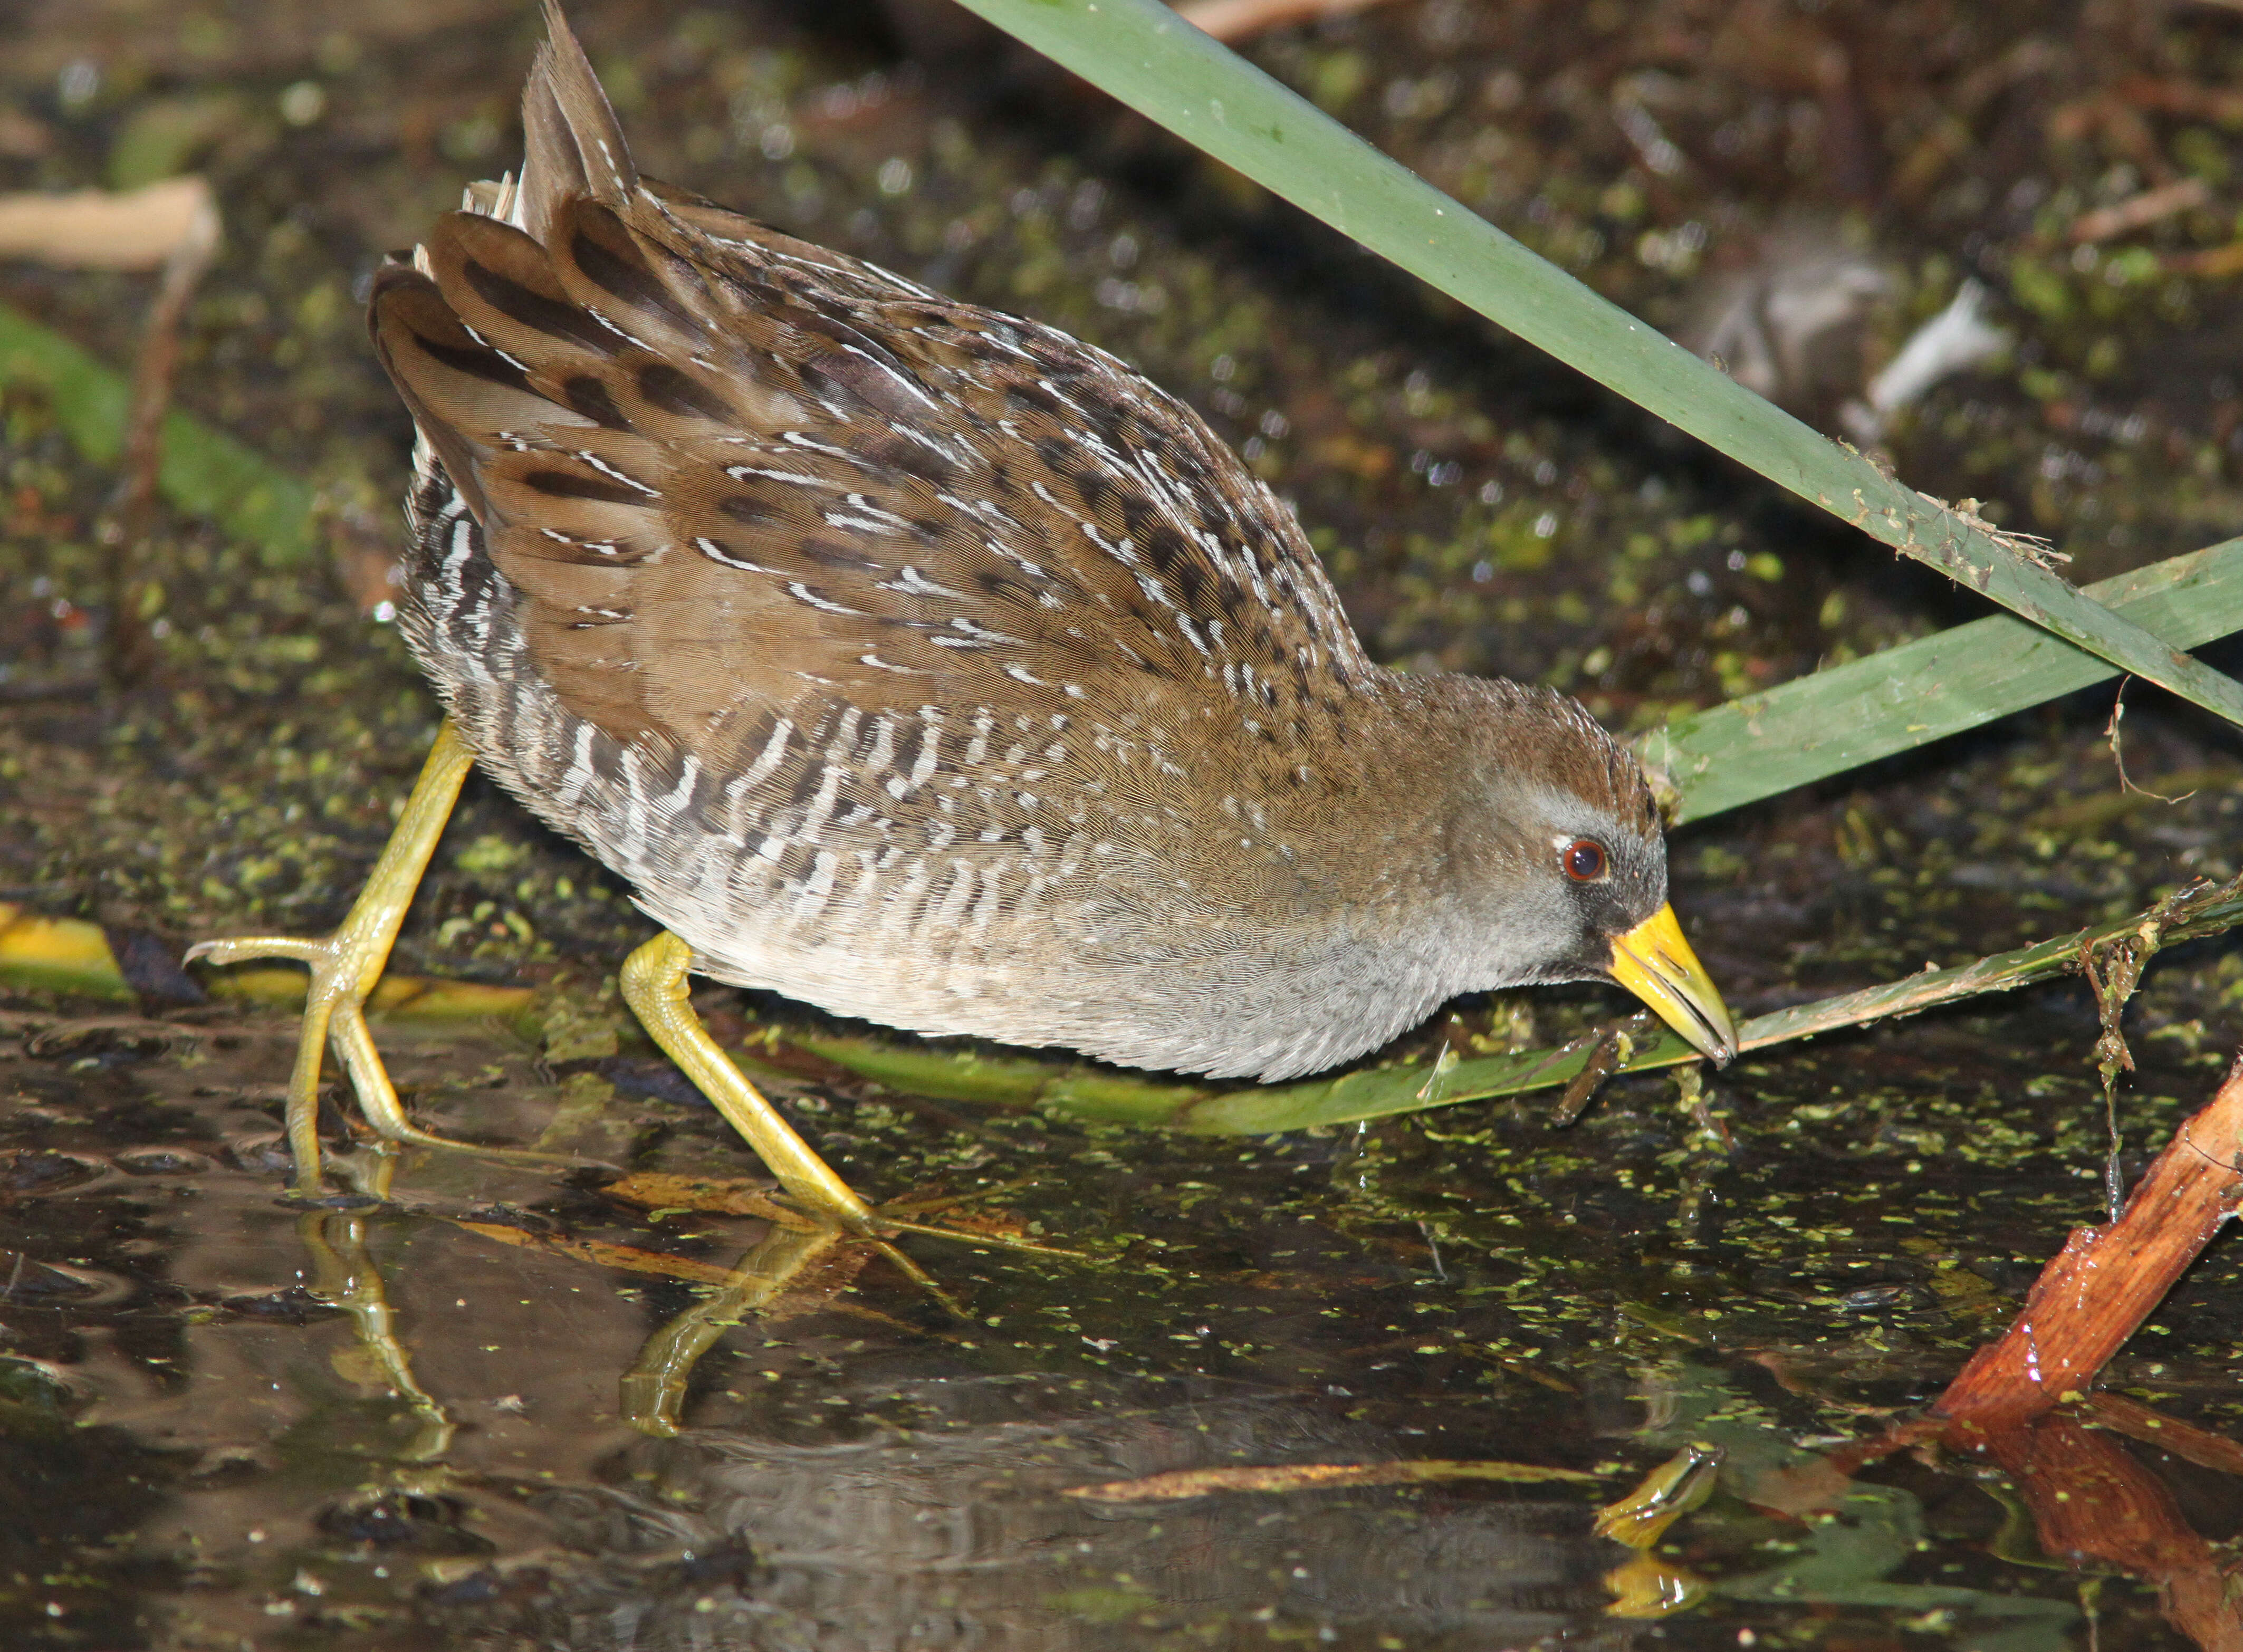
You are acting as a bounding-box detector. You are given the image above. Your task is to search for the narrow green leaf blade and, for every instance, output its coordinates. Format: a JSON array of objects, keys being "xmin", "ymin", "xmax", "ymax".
[
  {"xmin": 1644, "ymin": 535, "xmax": 2243, "ymax": 824},
  {"xmin": 0, "ymin": 299, "xmax": 316, "ymax": 566},
  {"xmin": 1154, "ymin": 876, "xmax": 2243, "ymax": 1136},
  {"xmin": 952, "ymin": 0, "xmax": 2243, "ymax": 728}
]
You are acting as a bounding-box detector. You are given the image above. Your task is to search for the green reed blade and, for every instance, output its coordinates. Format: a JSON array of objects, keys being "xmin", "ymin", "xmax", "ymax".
[
  {"xmin": 1644, "ymin": 534, "xmax": 2243, "ymax": 824},
  {"xmin": 756, "ymin": 875, "xmax": 2243, "ymax": 1135},
  {"xmin": 1133, "ymin": 874, "xmax": 2243, "ymax": 1134},
  {"xmin": 953, "ymin": 0, "xmax": 2243, "ymax": 730},
  {"xmin": 0, "ymin": 299, "xmax": 315, "ymax": 566}
]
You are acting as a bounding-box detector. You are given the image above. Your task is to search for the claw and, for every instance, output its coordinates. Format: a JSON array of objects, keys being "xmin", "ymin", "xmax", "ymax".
[{"xmin": 183, "ymin": 935, "xmax": 325, "ymax": 968}]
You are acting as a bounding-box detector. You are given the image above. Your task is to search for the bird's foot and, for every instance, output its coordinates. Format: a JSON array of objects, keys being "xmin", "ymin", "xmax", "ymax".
[
  {"xmin": 185, "ymin": 722, "xmax": 576, "ymax": 1194},
  {"xmin": 187, "ymin": 925, "xmax": 578, "ymax": 1196},
  {"xmin": 186, "ymin": 921, "xmax": 415, "ymax": 1196}
]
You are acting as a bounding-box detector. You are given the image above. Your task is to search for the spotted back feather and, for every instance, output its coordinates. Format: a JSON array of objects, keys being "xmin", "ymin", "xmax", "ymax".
[{"xmin": 376, "ymin": 185, "xmax": 1377, "ymax": 751}]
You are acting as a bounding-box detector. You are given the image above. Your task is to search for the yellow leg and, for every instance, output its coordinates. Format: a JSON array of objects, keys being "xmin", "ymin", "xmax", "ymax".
[
  {"xmin": 188, "ymin": 720, "xmax": 486, "ymax": 1196},
  {"xmin": 619, "ymin": 931, "xmax": 877, "ymax": 1233}
]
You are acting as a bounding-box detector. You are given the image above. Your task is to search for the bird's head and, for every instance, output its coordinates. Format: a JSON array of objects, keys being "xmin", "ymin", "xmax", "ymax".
[{"xmin": 1445, "ymin": 680, "xmax": 1737, "ymax": 1063}]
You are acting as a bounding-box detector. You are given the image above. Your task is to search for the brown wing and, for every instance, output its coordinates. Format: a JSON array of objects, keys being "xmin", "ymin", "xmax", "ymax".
[
  {"xmin": 373, "ymin": 20, "xmax": 1377, "ymax": 765},
  {"xmin": 358, "ymin": 6, "xmax": 1569, "ymax": 1081},
  {"xmin": 373, "ymin": 191, "xmax": 1372, "ymax": 771}
]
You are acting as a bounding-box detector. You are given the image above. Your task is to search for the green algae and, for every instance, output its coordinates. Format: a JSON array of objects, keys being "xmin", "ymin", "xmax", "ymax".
[{"xmin": 0, "ymin": 300, "xmax": 314, "ymax": 566}]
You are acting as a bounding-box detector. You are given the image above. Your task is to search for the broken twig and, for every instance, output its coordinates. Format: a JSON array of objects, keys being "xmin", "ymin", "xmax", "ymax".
[
  {"xmin": 1063, "ymin": 1459, "xmax": 1596, "ymax": 1502},
  {"xmin": 1936, "ymin": 1054, "xmax": 2243, "ymax": 1423},
  {"xmin": 1175, "ymin": 0, "xmax": 1397, "ymax": 45}
]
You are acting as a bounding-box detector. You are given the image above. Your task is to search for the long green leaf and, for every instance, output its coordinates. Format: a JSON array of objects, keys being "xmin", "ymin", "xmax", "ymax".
[
  {"xmin": 984, "ymin": 875, "xmax": 2240, "ymax": 1133},
  {"xmin": 1644, "ymin": 534, "xmax": 2243, "ymax": 824},
  {"xmin": 0, "ymin": 299, "xmax": 315, "ymax": 566},
  {"xmin": 766, "ymin": 875, "xmax": 2243, "ymax": 1134},
  {"xmin": 952, "ymin": 0, "xmax": 2243, "ymax": 730}
]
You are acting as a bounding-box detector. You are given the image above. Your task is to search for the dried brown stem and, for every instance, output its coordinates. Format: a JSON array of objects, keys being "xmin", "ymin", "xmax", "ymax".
[
  {"xmin": 1935, "ymin": 1056, "xmax": 2243, "ymax": 1424},
  {"xmin": 106, "ymin": 184, "xmax": 221, "ymax": 684},
  {"xmin": 1174, "ymin": 0, "xmax": 1397, "ymax": 45},
  {"xmin": 1063, "ymin": 1459, "xmax": 1593, "ymax": 1502},
  {"xmin": 2068, "ymin": 177, "xmax": 2211, "ymax": 245}
]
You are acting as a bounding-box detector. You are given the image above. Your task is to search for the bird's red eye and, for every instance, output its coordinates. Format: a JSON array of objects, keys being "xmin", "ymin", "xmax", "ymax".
[{"xmin": 1561, "ymin": 838, "xmax": 1607, "ymax": 881}]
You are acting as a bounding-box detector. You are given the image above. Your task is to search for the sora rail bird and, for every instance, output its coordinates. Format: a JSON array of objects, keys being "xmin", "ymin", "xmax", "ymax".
[{"xmin": 191, "ymin": 2, "xmax": 1735, "ymax": 1232}]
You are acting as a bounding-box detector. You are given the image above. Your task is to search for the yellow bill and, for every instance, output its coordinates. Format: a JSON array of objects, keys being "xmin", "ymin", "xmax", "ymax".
[{"xmin": 1607, "ymin": 904, "xmax": 1737, "ymax": 1063}]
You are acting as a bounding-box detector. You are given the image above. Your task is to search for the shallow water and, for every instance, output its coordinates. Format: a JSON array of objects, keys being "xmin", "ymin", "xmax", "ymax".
[{"xmin": 4, "ymin": 985, "xmax": 2240, "ymax": 1650}]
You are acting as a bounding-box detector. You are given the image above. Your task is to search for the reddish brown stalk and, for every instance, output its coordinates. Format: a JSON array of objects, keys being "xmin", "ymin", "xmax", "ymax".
[
  {"xmin": 1937, "ymin": 1055, "xmax": 2243, "ymax": 1423},
  {"xmin": 1174, "ymin": 0, "xmax": 1398, "ymax": 45},
  {"xmin": 1677, "ymin": 1060, "xmax": 2243, "ymax": 1650}
]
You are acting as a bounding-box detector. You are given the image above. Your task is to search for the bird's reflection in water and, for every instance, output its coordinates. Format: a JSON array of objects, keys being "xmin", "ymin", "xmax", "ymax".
[
  {"xmin": 11, "ymin": 1020, "xmax": 2209, "ymax": 1652},
  {"xmin": 365, "ymin": 1202, "xmax": 1619, "ymax": 1650},
  {"xmin": 426, "ymin": 1380, "xmax": 1625, "ymax": 1652}
]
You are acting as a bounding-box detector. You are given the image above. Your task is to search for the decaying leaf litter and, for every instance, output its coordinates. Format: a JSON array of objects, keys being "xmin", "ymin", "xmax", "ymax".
[{"xmin": 3, "ymin": 0, "xmax": 2243, "ymax": 1648}]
